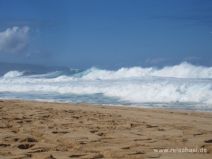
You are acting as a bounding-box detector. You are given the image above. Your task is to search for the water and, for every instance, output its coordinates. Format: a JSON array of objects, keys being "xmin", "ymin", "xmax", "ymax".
[{"xmin": 0, "ymin": 62, "xmax": 212, "ymax": 111}]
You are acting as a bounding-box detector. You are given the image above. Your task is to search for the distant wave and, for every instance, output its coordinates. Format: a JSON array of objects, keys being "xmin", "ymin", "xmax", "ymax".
[
  {"xmin": 3, "ymin": 70, "xmax": 25, "ymax": 78},
  {"xmin": 0, "ymin": 62, "xmax": 212, "ymax": 110},
  {"xmin": 28, "ymin": 71, "xmax": 64, "ymax": 78},
  {"xmin": 78, "ymin": 62, "xmax": 212, "ymax": 80}
]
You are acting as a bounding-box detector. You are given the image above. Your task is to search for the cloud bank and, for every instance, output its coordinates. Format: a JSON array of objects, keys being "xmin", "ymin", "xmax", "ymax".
[{"xmin": 0, "ymin": 26, "xmax": 29, "ymax": 53}]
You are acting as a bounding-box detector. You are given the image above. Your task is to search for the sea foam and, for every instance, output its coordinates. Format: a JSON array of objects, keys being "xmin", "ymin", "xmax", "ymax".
[{"xmin": 0, "ymin": 62, "xmax": 212, "ymax": 110}]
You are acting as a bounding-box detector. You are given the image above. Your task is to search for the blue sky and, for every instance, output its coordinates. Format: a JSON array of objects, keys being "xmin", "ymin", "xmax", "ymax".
[{"xmin": 0, "ymin": 0, "xmax": 212, "ymax": 68}]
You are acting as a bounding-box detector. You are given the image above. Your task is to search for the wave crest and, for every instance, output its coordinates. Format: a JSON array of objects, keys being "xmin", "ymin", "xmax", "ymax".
[
  {"xmin": 0, "ymin": 62, "xmax": 212, "ymax": 109},
  {"xmin": 79, "ymin": 62, "xmax": 212, "ymax": 80},
  {"xmin": 3, "ymin": 71, "xmax": 24, "ymax": 78}
]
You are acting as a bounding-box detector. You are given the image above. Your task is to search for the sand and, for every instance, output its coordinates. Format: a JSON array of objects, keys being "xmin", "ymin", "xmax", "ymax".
[{"xmin": 0, "ymin": 100, "xmax": 212, "ymax": 159}]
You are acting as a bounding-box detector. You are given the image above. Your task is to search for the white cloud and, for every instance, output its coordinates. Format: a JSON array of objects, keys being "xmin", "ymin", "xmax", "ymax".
[{"xmin": 0, "ymin": 26, "xmax": 29, "ymax": 53}]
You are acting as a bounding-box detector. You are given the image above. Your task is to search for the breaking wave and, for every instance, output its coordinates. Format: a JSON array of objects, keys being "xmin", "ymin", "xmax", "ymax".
[
  {"xmin": 79, "ymin": 62, "xmax": 212, "ymax": 80},
  {"xmin": 0, "ymin": 62, "xmax": 212, "ymax": 110},
  {"xmin": 3, "ymin": 70, "xmax": 25, "ymax": 78}
]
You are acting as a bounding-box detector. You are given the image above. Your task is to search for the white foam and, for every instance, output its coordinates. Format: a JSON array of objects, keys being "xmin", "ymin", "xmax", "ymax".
[
  {"xmin": 3, "ymin": 70, "xmax": 24, "ymax": 78},
  {"xmin": 0, "ymin": 62, "xmax": 212, "ymax": 108},
  {"xmin": 80, "ymin": 62, "xmax": 212, "ymax": 80}
]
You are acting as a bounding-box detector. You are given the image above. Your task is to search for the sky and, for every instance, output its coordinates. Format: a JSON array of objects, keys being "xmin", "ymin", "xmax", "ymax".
[{"xmin": 0, "ymin": 0, "xmax": 212, "ymax": 68}]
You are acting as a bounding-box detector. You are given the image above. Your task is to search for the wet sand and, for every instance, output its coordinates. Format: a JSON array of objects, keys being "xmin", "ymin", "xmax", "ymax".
[{"xmin": 0, "ymin": 100, "xmax": 212, "ymax": 159}]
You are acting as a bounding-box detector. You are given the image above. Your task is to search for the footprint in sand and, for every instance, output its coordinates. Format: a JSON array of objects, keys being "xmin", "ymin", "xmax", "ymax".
[
  {"xmin": 157, "ymin": 128, "xmax": 165, "ymax": 131},
  {"xmin": 121, "ymin": 146, "xmax": 130, "ymax": 150},
  {"xmin": 90, "ymin": 129, "xmax": 98, "ymax": 133},
  {"xmin": 69, "ymin": 154, "xmax": 86, "ymax": 158},
  {"xmin": 18, "ymin": 143, "xmax": 35, "ymax": 149},
  {"xmin": 0, "ymin": 143, "xmax": 10, "ymax": 147},
  {"xmin": 128, "ymin": 151, "xmax": 145, "ymax": 155},
  {"xmin": 30, "ymin": 147, "xmax": 49, "ymax": 153},
  {"xmin": 205, "ymin": 139, "xmax": 212, "ymax": 143},
  {"xmin": 146, "ymin": 124, "xmax": 158, "ymax": 128},
  {"xmin": 52, "ymin": 130, "xmax": 69, "ymax": 134},
  {"xmin": 130, "ymin": 123, "xmax": 140, "ymax": 128},
  {"xmin": 45, "ymin": 154, "xmax": 56, "ymax": 159},
  {"xmin": 134, "ymin": 138, "xmax": 152, "ymax": 141}
]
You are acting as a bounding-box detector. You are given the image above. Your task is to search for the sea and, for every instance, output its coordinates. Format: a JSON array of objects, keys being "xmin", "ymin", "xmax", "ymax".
[{"xmin": 0, "ymin": 62, "xmax": 212, "ymax": 111}]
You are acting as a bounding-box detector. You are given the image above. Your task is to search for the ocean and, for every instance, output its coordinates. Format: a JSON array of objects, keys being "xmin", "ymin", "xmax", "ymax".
[{"xmin": 0, "ymin": 62, "xmax": 212, "ymax": 111}]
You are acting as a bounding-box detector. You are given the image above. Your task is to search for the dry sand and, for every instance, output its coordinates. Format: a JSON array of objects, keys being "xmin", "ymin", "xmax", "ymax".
[{"xmin": 0, "ymin": 100, "xmax": 212, "ymax": 159}]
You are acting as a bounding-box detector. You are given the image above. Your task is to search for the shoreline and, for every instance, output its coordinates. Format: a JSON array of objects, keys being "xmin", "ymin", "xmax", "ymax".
[
  {"xmin": 0, "ymin": 100, "xmax": 212, "ymax": 159},
  {"xmin": 1, "ymin": 98, "xmax": 211, "ymax": 113}
]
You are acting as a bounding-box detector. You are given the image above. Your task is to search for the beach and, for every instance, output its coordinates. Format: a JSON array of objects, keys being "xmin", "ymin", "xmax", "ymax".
[{"xmin": 0, "ymin": 100, "xmax": 212, "ymax": 159}]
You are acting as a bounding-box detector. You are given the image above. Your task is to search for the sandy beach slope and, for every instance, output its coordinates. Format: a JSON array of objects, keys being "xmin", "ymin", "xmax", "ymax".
[{"xmin": 0, "ymin": 100, "xmax": 212, "ymax": 159}]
